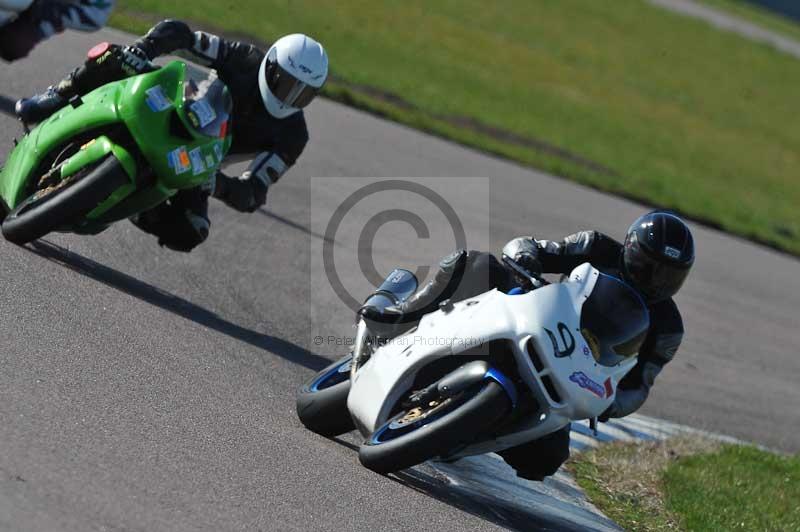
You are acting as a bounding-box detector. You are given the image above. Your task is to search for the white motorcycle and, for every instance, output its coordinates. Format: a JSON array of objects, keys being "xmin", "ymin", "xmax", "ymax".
[
  {"xmin": 296, "ymin": 258, "xmax": 649, "ymax": 474},
  {"xmin": 0, "ymin": 0, "xmax": 32, "ymax": 27}
]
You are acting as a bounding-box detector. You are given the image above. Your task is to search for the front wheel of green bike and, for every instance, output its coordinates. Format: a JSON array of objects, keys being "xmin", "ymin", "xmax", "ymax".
[{"xmin": 2, "ymin": 156, "xmax": 130, "ymax": 245}]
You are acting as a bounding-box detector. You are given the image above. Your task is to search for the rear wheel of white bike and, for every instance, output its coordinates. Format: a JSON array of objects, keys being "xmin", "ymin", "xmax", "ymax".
[{"xmin": 295, "ymin": 354, "xmax": 354, "ymax": 437}]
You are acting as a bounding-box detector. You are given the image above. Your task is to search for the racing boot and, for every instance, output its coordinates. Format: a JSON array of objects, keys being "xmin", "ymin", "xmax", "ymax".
[
  {"xmin": 15, "ymin": 42, "xmax": 146, "ymax": 125},
  {"xmin": 15, "ymin": 85, "xmax": 70, "ymax": 124},
  {"xmin": 130, "ymin": 188, "xmax": 211, "ymax": 252},
  {"xmin": 14, "ymin": 67, "xmax": 79, "ymax": 125},
  {"xmin": 358, "ymin": 249, "xmax": 470, "ymax": 337}
]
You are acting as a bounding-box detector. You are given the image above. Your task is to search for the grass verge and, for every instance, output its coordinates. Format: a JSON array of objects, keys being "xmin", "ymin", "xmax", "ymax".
[
  {"xmin": 569, "ymin": 437, "xmax": 800, "ymax": 531},
  {"xmin": 110, "ymin": 1, "xmax": 800, "ymax": 255}
]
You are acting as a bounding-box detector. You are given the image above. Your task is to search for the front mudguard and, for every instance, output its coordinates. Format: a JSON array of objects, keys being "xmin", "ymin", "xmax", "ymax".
[
  {"xmin": 61, "ymin": 135, "xmax": 136, "ymax": 181},
  {"xmin": 59, "ymin": 135, "xmax": 138, "ymax": 220}
]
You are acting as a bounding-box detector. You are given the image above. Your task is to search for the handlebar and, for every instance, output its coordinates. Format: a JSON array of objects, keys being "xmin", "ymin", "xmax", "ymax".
[{"xmin": 502, "ymin": 256, "xmax": 548, "ymax": 290}]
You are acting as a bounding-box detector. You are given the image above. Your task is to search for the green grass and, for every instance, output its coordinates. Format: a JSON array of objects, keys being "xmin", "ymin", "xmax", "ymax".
[
  {"xmin": 664, "ymin": 445, "xmax": 800, "ymax": 531},
  {"xmin": 111, "ymin": 1, "xmax": 800, "ymax": 254},
  {"xmin": 570, "ymin": 438, "xmax": 800, "ymax": 531}
]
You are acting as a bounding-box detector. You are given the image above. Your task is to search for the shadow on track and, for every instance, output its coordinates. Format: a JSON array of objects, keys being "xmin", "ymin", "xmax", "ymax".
[
  {"xmin": 26, "ymin": 240, "xmax": 331, "ymax": 372},
  {"xmin": 329, "ymin": 436, "xmax": 603, "ymax": 532},
  {"xmin": 256, "ymin": 208, "xmax": 335, "ymax": 244}
]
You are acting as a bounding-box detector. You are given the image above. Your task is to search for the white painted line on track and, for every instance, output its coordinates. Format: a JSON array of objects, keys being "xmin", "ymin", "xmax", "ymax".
[{"xmin": 648, "ymin": 0, "xmax": 800, "ymax": 60}]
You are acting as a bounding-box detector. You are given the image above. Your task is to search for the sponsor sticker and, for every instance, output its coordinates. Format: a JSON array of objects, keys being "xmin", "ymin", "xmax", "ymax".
[
  {"xmin": 167, "ymin": 146, "xmax": 190, "ymax": 174},
  {"xmin": 569, "ymin": 371, "xmax": 606, "ymax": 398},
  {"xmin": 664, "ymin": 246, "xmax": 681, "ymax": 259},
  {"xmin": 213, "ymin": 142, "xmax": 223, "ymax": 163},
  {"xmin": 145, "ymin": 85, "xmax": 172, "ymax": 112},
  {"xmin": 187, "ymin": 111, "xmax": 200, "ymax": 128},
  {"xmin": 205, "ymin": 154, "xmax": 216, "ymax": 168},
  {"xmin": 604, "ymin": 377, "xmax": 614, "ymax": 398},
  {"xmin": 189, "ymin": 147, "xmax": 206, "ymax": 175},
  {"xmin": 189, "ymin": 99, "xmax": 216, "ymax": 128}
]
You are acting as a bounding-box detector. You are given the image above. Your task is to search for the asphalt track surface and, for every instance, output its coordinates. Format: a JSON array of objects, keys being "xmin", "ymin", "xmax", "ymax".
[{"xmin": 1, "ymin": 28, "xmax": 799, "ymax": 531}]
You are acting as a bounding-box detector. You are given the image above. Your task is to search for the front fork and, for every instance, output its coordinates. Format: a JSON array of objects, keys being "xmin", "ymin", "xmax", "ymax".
[{"xmin": 350, "ymin": 319, "xmax": 371, "ymax": 381}]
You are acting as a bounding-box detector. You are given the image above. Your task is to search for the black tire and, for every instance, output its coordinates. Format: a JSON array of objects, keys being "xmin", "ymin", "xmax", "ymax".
[
  {"xmin": 2, "ymin": 156, "xmax": 130, "ymax": 245},
  {"xmin": 358, "ymin": 381, "xmax": 511, "ymax": 474},
  {"xmin": 296, "ymin": 355, "xmax": 355, "ymax": 437}
]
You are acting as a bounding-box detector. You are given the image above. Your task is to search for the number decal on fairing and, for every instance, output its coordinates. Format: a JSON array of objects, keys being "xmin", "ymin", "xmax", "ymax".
[{"xmin": 544, "ymin": 322, "xmax": 575, "ymax": 358}]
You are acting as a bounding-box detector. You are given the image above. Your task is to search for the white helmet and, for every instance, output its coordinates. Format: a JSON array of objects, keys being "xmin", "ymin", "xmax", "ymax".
[{"xmin": 258, "ymin": 33, "xmax": 328, "ymax": 119}]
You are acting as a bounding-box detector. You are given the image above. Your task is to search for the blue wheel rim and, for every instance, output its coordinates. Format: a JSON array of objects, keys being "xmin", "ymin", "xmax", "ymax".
[{"xmin": 309, "ymin": 356, "xmax": 352, "ymax": 392}]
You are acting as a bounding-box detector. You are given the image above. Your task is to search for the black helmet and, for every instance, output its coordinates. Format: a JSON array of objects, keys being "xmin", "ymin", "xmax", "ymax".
[{"xmin": 622, "ymin": 211, "xmax": 694, "ymax": 302}]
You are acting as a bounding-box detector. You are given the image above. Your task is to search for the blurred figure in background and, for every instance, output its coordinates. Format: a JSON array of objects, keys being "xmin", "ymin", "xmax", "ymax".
[{"xmin": 0, "ymin": 0, "xmax": 114, "ymax": 61}]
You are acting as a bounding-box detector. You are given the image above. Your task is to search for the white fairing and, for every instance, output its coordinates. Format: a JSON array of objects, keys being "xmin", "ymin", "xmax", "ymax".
[{"xmin": 347, "ymin": 263, "xmax": 639, "ymax": 456}]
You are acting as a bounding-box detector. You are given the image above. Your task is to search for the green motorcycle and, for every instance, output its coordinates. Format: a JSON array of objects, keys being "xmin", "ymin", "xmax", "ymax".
[{"xmin": 0, "ymin": 46, "xmax": 232, "ymax": 244}]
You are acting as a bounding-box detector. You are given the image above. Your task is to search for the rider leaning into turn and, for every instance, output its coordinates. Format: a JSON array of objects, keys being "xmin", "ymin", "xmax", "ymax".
[
  {"xmin": 360, "ymin": 211, "xmax": 695, "ymax": 481},
  {"xmin": 15, "ymin": 19, "xmax": 328, "ymax": 251}
]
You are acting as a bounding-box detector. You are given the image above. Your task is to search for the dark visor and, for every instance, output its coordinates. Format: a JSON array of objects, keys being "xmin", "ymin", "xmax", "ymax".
[
  {"xmin": 264, "ymin": 56, "xmax": 321, "ymax": 109},
  {"xmin": 624, "ymin": 241, "xmax": 690, "ymax": 301}
]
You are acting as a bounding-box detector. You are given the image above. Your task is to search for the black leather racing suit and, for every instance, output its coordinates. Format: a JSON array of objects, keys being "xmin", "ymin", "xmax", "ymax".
[
  {"xmin": 377, "ymin": 231, "xmax": 684, "ymax": 481},
  {"xmin": 40, "ymin": 20, "xmax": 310, "ymax": 251}
]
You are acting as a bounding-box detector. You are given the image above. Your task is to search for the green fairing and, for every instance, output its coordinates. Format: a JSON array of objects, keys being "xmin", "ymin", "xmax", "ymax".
[{"xmin": 0, "ymin": 61, "xmax": 232, "ymax": 232}]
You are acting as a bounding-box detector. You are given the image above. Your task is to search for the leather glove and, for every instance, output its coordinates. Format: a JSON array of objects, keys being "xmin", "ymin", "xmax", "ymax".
[
  {"xmin": 133, "ymin": 19, "xmax": 194, "ymax": 60},
  {"xmin": 213, "ymin": 171, "xmax": 268, "ymax": 213},
  {"xmin": 502, "ymin": 237, "xmax": 543, "ymax": 276},
  {"xmin": 599, "ymin": 386, "xmax": 649, "ymax": 422}
]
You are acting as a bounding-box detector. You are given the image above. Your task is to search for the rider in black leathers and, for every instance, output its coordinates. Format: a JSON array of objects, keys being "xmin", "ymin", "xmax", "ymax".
[
  {"xmin": 360, "ymin": 211, "xmax": 694, "ymax": 481},
  {"xmin": 15, "ymin": 20, "xmax": 327, "ymax": 251}
]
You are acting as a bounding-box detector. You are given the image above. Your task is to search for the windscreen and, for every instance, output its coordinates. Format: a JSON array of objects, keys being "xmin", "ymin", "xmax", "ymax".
[
  {"xmin": 183, "ymin": 77, "xmax": 232, "ymax": 138},
  {"xmin": 580, "ymin": 273, "xmax": 650, "ymax": 367}
]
